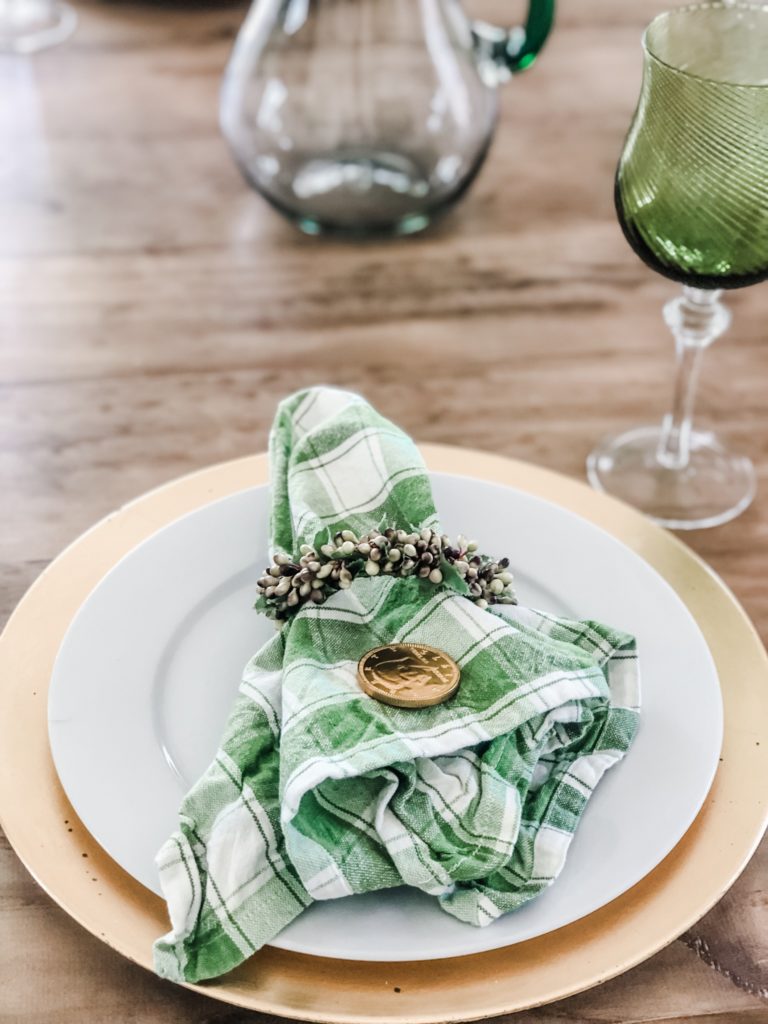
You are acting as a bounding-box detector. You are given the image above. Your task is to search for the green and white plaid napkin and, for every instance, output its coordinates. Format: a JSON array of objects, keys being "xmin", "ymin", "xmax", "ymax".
[{"xmin": 154, "ymin": 387, "xmax": 640, "ymax": 983}]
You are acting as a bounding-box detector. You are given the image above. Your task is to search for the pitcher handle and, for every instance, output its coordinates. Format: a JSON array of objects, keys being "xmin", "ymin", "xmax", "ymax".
[{"xmin": 472, "ymin": 0, "xmax": 555, "ymax": 82}]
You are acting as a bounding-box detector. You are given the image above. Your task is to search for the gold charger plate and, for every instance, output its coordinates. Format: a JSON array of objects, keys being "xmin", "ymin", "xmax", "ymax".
[{"xmin": 1, "ymin": 446, "xmax": 767, "ymax": 1023}]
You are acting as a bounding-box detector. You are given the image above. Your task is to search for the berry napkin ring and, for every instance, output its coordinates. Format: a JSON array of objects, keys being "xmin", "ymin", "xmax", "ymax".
[{"xmin": 256, "ymin": 527, "xmax": 517, "ymax": 622}]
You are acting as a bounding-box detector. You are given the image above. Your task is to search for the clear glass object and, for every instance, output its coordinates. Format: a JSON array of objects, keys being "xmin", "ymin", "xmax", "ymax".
[
  {"xmin": 587, "ymin": 2, "xmax": 768, "ymax": 530},
  {"xmin": 0, "ymin": 0, "xmax": 76, "ymax": 53},
  {"xmin": 220, "ymin": 0, "xmax": 554, "ymax": 237}
]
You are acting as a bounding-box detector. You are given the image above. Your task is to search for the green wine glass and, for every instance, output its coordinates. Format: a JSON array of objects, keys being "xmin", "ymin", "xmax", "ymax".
[{"xmin": 587, "ymin": 2, "xmax": 768, "ymax": 529}]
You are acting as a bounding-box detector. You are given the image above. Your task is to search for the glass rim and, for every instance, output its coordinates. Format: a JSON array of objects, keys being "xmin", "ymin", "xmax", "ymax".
[{"xmin": 642, "ymin": 1, "xmax": 768, "ymax": 88}]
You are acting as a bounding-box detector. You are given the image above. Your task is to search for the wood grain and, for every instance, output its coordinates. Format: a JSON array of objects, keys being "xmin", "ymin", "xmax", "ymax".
[{"xmin": 1, "ymin": 0, "xmax": 767, "ymax": 1020}]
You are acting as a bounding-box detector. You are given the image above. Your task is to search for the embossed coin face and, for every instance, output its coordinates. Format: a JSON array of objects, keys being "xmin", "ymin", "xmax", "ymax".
[{"xmin": 357, "ymin": 643, "xmax": 460, "ymax": 709}]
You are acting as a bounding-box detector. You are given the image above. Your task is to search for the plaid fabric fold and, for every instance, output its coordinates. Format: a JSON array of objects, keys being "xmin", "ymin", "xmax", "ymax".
[{"xmin": 154, "ymin": 387, "xmax": 640, "ymax": 983}]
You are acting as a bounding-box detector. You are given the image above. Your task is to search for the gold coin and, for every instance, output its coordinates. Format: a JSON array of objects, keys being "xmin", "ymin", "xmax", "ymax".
[{"xmin": 357, "ymin": 643, "xmax": 460, "ymax": 709}]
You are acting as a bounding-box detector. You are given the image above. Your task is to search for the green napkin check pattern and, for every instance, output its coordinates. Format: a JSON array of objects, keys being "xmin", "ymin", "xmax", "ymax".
[{"xmin": 154, "ymin": 387, "xmax": 640, "ymax": 983}]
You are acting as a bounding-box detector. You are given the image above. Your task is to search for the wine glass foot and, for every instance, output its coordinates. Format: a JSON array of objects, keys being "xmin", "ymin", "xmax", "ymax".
[
  {"xmin": 586, "ymin": 425, "xmax": 756, "ymax": 530},
  {"xmin": 0, "ymin": 0, "xmax": 76, "ymax": 54}
]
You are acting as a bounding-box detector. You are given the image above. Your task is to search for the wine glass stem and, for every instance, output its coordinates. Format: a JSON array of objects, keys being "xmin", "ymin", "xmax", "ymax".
[
  {"xmin": 657, "ymin": 335, "xmax": 704, "ymax": 470},
  {"xmin": 657, "ymin": 287, "xmax": 730, "ymax": 471}
]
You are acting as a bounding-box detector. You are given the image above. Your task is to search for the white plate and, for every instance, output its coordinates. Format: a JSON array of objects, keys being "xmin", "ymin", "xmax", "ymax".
[{"xmin": 48, "ymin": 473, "xmax": 722, "ymax": 962}]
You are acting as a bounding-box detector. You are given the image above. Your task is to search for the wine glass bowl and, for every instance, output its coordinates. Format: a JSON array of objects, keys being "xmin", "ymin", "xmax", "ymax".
[
  {"xmin": 616, "ymin": 4, "xmax": 768, "ymax": 289},
  {"xmin": 588, "ymin": 2, "xmax": 768, "ymax": 529}
]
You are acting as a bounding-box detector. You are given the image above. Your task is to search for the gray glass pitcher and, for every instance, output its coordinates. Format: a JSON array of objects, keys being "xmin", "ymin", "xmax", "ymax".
[{"xmin": 220, "ymin": 0, "xmax": 554, "ymax": 237}]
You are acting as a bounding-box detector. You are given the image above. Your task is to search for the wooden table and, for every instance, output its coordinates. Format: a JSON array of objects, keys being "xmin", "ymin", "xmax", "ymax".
[{"xmin": 2, "ymin": 1, "xmax": 767, "ymax": 1020}]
